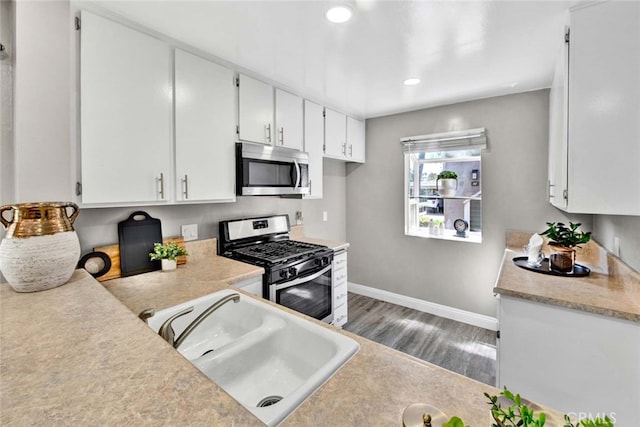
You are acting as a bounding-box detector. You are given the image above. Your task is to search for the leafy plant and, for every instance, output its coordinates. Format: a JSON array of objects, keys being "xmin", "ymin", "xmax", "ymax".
[
  {"xmin": 443, "ymin": 387, "xmax": 615, "ymax": 427},
  {"xmin": 539, "ymin": 222, "xmax": 591, "ymax": 248},
  {"xmin": 149, "ymin": 242, "xmax": 188, "ymax": 261},
  {"xmin": 485, "ymin": 387, "xmax": 547, "ymax": 427},
  {"xmin": 438, "ymin": 170, "xmax": 458, "ymax": 180},
  {"xmin": 564, "ymin": 414, "xmax": 615, "ymax": 427},
  {"xmin": 443, "ymin": 416, "xmax": 468, "ymax": 427}
]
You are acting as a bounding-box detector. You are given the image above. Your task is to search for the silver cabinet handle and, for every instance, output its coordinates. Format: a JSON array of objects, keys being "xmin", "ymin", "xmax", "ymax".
[
  {"xmin": 183, "ymin": 174, "xmax": 189, "ymax": 200},
  {"xmin": 158, "ymin": 172, "xmax": 165, "ymax": 199},
  {"xmin": 265, "ymin": 124, "xmax": 272, "ymax": 142},
  {"xmin": 342, "ymin": 142, "xmax": 346, "ymax": 155},
  {"xmin": 349, "ymin": 144, "xmax": 353, "ymax": 156},
  {"xmin": 279, "ymin": 127, "xmax": 284, "ymax": 145}
]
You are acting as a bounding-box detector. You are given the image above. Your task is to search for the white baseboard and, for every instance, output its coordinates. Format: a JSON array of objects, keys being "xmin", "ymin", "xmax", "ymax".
[{"xmin": 347, "ymin": 282, "xmax": 499, "ymax": 331}]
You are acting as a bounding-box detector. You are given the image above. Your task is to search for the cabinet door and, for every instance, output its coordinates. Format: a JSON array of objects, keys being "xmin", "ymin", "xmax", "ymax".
[
  {"xmin": 548, "ymin": 37, "xmax": 568, "ymax": 210},
  {"xmin": 304, "ymin": 100, "xmax": 324, "ymax": 199},
  {"xmin": 175, "ymin": 49, "xmax": 235, "ymax": 202},
  {"xmin": 347, "ymin": 116, "xmax": 366, "ymax": 163},
  {"xmin": 567, "ymin": 1, "xmax": 640, "ymax": 214},
  {"xmin": 80, "ymin": 11, "xmax": 172, "ymax": 204},
  {"xmin": 238, "ymin": 74, "xmax": 274, "ymax": 145},
  {"xmin": 324, "ymin": 108, "xmax": 347, "ymax": 159},
  {"xmin": 275, "ymin": 88, "xmax": 303, "ymax": 150}
]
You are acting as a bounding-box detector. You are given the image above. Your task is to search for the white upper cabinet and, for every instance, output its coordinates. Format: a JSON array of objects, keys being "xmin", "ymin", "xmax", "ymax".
[
  {"xmin": 275, "ymin": 89, "xmax": 303, "ymax": 150},
  {"xmin": 548, "ymin": 35, "xmax": 569, "ymax": 210},
  {"xmin": 549, "ymin": 1, "xmax": 640, "ymax": 215},
  {"xmin": 304, "ymin": 100, "xmax": 324, "ymax": 199},
  {"xmin": 324, "ymin": 108, "xmax": 347, "ymax": 159},
  {"xmin": 347, "ymin": 116, "xmax": 366, "ymax": 163},
  {"xmin": 324, "ymin": 108, "xmax": 365, "ymax": 163},
  {"xmin": 80, "ymin": 11, "xmax": 172, "ymax": 204},
  {"xmin": 238, "ymin": 74, "xmax": 274, "ymax": 145},
  {"xmin": 175, "ymin": 49, "xmax": 235, "ymax": 203}
]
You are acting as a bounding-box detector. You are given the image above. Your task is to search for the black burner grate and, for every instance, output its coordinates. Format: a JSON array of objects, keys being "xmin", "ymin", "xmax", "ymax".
[{"xmin": 231, "ymin": 240, "xmax": 327, "ymax": 264}]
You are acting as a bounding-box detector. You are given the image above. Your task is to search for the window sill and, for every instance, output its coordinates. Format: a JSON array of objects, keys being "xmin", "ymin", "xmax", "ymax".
[{"xmin": 406, "ymin": 229, "xmax": 482, "ymax": 243}]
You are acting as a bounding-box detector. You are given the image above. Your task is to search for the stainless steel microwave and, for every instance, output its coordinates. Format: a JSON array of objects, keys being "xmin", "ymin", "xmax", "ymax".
[{"xmin": 236, "ymin": 142, "xmax": 310, "ymax": 196}]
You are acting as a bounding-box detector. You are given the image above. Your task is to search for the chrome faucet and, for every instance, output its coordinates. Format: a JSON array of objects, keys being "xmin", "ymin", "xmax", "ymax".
[{"xmin": 157, "ymin": 293, "xmax": 241, "ymax": 349}]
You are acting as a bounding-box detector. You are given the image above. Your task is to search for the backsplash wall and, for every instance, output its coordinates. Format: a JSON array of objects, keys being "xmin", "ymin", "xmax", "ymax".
[
  {"xmin": 593, "ymin": 215, "xmax": 640, "ymax": 272},
  {"xmin": 73, "ymin": 197, "xmax": 302, "ymax": 254}
]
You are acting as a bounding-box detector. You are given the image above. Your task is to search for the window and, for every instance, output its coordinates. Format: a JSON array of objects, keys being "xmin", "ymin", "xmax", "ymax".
[{"xmin": 402, "ymin": 128, "xmax": 486, "ymax": 243}]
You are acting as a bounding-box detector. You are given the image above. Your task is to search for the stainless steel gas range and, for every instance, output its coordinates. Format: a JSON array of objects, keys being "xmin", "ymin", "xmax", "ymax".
[{"xmin": 219, "ymin": 215, "xmax": 335, "ymax": 323}]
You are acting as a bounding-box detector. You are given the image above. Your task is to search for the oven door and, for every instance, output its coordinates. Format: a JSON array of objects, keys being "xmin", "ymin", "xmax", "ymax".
[{"xmin": 270, "ymin": 264, "xmax": 332, "ymax": 322}]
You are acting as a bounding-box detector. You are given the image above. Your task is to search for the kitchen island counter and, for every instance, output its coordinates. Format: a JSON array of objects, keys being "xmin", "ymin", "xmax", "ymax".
[{"xmin": 2, "ymin": 238, "xmax": 565, "ymax": 426}]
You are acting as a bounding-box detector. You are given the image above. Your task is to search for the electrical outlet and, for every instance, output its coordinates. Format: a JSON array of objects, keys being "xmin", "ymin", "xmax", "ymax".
[
  {"xmin": 181, "ymin": 224, "xmax": 198, "ymax": 242},
  {"xmin": 322, "ymin": 211, "xmax": 328, "ymax": 222}
]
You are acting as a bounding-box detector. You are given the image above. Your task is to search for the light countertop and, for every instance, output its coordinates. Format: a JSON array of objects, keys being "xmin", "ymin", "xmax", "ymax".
[
  {"xmin": 1, "ymin": 237, "xmax": 565, "ymax": 425},
  {"xmin": 494, "ymin": 231, "xmax": 640, "ymax": 322}
]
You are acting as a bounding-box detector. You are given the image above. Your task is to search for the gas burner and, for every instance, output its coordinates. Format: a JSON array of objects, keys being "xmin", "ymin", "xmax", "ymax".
[{"xmin": 231, "ymin": 240, "xmax": 328, "ymax": 264}]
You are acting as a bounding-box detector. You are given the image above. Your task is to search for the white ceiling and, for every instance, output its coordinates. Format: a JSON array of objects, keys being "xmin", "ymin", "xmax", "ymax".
[{"xmin": 91, "ymin": 0, "xmax": 573, "ymax": 119}]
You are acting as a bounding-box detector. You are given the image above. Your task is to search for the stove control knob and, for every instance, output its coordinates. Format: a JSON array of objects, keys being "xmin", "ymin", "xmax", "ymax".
[
  {"xmin": 288, "ymin": 267, "xmax": 297, "ymax": 277},
  {"xmin": 314, "ymin": 258, "xmax": 322, "ymax": 266},
  {"xmin": 322, "ymin": 256, "xmax": 330, "ymax": 266},
  {"xmin": 280, "ymin": 270, "xmax": 289, "ymax": 279}
]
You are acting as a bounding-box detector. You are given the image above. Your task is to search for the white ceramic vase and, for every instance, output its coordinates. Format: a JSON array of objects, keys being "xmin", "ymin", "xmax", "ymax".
[
  {"xmin": 0, "ymin": 203, "xmax": 81, "ymax": 292},
  {"xmin": 437, "ymin": 178, "xmax": 458, "ymax": 197}
]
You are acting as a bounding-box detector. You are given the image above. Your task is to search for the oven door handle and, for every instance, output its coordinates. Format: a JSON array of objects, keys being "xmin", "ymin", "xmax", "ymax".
[{"xmin": 274, "ymin": 264, "xmax": 332, "ymax": 291}]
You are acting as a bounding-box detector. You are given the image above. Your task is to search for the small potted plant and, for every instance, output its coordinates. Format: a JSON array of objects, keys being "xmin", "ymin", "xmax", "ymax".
[
  {"xmin": 149, "ymin": 242, "xmax": 188, "ymax": 271},
  {"xmin": 539, "ymin": 222, "xmax": 591, "ymax": 273},
  {"xmin": 437, "ymin": 170, "xmax": 458, "ymax": 197}
]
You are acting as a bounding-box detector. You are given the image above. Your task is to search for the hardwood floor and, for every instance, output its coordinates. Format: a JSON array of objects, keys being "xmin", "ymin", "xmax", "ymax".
[{"xmin": 343, "ymin": 293, "xmax": 497, "ymax": 386}]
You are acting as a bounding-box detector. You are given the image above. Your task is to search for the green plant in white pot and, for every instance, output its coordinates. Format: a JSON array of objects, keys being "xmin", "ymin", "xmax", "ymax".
[
  {"xmin": 149, "ymin": 242, "xmax": 188, "ymax": 271},
  {"xmin": 437, "ymin": 170, "xmax": 458, "ymax": 197}
]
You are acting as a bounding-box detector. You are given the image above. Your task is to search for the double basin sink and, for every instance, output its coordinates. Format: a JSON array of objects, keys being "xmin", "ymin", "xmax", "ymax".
[{"xmin": 146, "ymin": 289, "xmax": 359, "ymax": 426}]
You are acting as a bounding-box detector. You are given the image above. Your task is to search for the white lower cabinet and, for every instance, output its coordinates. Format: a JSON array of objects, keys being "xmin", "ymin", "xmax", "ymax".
[
  {"xmin": 498, "ymin": 296, "xmax": 640, "ymax": 426},
  {"xmin": 231, "ymin": 276, "xmax": 263, "ymax": 298},
  {"xmin": 332, "ymin": 251, "xmax": 348, "ymax": 327}
]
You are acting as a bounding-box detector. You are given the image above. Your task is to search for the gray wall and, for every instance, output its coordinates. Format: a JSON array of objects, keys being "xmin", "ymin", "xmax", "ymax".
[
  {"xmin": 593, "ymin": 215, "xmax": 640, "ymax": 272},
  {"xmin": 346, "ymin": 90, "xmax": 591, "ymax": 318},
  {"xmin": 301, "ymin": 159, "xmax": 347, "ymax": 242}
]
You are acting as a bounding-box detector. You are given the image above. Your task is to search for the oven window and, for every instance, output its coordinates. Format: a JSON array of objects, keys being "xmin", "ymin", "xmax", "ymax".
[
  {"xmin": 277, "ymin": 269, "xmax": 332, "ymax": 321},
  {"xmin": 247, "ymin": 160, "xmax": 293, "ymax": 187}
]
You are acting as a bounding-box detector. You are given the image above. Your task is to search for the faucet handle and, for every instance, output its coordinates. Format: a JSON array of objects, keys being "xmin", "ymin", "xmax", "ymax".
[
  {"xmin": 158, "ymin": 306, "xmax": 194, "ymax": 347},
  {"xmin": 138, "ymin": 307, "xmax": 155, "ymax": 323}
]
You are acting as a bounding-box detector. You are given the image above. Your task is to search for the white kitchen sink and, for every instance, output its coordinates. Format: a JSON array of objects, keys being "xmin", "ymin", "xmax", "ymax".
[{"xmin": 146, "ymin": 289, "xmax": 359, "ymax": 426}]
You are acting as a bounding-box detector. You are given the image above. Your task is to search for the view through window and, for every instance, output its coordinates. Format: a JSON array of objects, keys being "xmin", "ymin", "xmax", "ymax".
[{"xmin": 402, "ymin": 129, "xmax": 485, "ymax": 243}]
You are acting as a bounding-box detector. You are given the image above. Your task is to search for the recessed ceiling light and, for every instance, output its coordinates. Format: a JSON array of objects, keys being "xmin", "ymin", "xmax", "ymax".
[
  {"xmin": 326, "ymin": 5, "xmax": 353, "ymax": 23},
  {"xmin": 403, "ymin": 78, "xmax": 421, "ymax": 86}
]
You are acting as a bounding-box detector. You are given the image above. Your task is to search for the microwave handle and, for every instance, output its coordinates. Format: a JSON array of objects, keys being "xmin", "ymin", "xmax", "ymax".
[{"xmin": 293, "ymin": 160, "xmax": 301, "ymax": 189}]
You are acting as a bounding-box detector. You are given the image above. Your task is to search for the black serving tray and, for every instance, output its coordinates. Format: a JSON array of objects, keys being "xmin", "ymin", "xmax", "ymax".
[{"xmin": 512, "ymin": 256, "xmax": 591, "ymax": 277}]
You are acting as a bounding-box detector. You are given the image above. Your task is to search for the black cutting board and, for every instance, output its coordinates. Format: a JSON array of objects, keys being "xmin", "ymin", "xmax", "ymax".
[{"xmin": 118, "ymin": 211, "xmax": 163, "ymax": 277}]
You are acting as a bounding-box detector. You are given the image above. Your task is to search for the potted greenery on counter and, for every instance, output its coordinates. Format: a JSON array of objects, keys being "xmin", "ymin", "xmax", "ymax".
[
  {"xmin": 539, "ymin": 222, "xmax": 591, "ymax": 273},
  {"xmin": 437, "ymin": 170, "xmax": 458, "ymax": 197},
  {"xmin": 149, "ymin": 242, "xmax": 188, "ymax": 271},
  {"xmin": 441, "ymin": 387, "xmax": 614, "ymax": 427}
]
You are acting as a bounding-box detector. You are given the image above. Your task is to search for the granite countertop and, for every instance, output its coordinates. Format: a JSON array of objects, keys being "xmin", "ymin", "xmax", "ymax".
[
  {"xmin": 2, "ymin": 236, "xmax": 565, "ymax": 425},
  {"xmin": 494, "ymin": 231, "xmax": 640, "ymax": 322}
]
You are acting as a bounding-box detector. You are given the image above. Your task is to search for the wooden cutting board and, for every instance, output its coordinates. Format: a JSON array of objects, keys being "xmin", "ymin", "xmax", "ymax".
[{"xmin": 93, "ymin": 236, "xmax": 187, "ymax": 282}]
